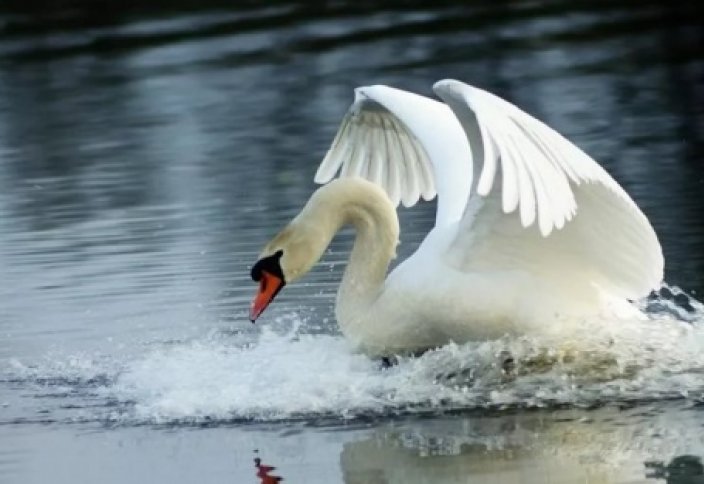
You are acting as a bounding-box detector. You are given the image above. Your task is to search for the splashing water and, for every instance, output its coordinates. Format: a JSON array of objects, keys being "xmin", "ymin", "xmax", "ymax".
[{"xmin": 3, "ymin": 286, "xmax": 704, "ymax": 425}]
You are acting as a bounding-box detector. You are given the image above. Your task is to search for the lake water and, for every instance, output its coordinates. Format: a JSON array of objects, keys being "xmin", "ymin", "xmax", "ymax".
[{"xmin": 1, "ymin": 1, "xmax": 704, "ymax": 483}]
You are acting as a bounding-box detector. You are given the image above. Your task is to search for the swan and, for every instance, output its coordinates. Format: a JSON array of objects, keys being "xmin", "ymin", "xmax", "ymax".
[{"xmin": 249, "ymin": 79, "xmax": 663, "ymax": 357}]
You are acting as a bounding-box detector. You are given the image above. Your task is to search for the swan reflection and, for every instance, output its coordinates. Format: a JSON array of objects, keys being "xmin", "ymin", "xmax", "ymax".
[{"xmin": 337, "ymin": 407, "xmax": 704, "ymax": 484}]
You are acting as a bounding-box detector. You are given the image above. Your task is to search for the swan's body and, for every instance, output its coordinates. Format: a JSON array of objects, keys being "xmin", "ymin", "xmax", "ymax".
[{"xmin": 250, "ymin": 80, "xmax": 663, "ymax": 357}]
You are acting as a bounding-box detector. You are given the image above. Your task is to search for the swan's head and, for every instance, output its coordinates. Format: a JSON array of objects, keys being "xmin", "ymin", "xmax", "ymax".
[
  {"xmin": 249, "ymin": 248, "xmax": 286, "ymax": 322},
  {"xmin": 249, "ymin": 219, "xmax": 327, "ymax": 322},
  {"xmin": 248, "ymin": 178, "xmax": 397, "ymax": 323}
]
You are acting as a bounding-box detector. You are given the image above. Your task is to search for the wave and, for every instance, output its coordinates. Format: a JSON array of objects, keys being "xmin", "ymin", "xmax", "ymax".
[{"xmin": 3, "ymin": 286, "xmax": 703, "ymax": 425}]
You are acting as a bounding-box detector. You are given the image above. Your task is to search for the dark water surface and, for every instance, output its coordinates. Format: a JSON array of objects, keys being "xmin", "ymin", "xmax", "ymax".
[{"xmin": 1, "ymin": 1, "xmax": 704, "ymax": 483}]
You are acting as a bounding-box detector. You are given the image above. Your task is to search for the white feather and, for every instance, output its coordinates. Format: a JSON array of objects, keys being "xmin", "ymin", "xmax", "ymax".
[{"xmin": 314, "ymin": 79, "xmax": 663, "ymax": 305}]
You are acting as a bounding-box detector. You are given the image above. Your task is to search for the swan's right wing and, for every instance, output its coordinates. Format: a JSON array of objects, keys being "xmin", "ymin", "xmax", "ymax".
[
  {"xmin": 315, "ymin": 85, "xmax": 472, "ymax": 227},
  {"xmin": 433, "ymin": 80, "xmax": 663, "ymax": 300}
]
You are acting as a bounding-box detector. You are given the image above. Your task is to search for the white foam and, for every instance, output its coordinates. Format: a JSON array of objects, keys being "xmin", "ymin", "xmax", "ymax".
[
  {"xmin": 6, "ymin": 289, "xmax": 704, "ymax": 424},
  {"xmin": 107, "ymin": 304, "xmax": 704, "ymax": 423}
]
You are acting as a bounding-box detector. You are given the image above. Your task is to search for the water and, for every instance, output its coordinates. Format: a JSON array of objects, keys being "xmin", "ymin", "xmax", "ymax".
[{"xmin": 1, "ymin": 1, "xmax": 704, "ymax": 482}]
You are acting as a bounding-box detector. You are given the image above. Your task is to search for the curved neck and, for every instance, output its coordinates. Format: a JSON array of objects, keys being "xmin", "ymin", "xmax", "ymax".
[{"xmin": 297, "ymin": 179, "xmax": 399, "ymax": 326}]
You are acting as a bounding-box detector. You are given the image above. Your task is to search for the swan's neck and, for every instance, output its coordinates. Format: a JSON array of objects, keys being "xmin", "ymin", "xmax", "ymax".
[
  {"xmin": 336, "ymin": 200, "xmax": 398, "ymax": 326},
  {"xmin": 298, "ymin": 179, "xmax": 399, "ymax": 328}
]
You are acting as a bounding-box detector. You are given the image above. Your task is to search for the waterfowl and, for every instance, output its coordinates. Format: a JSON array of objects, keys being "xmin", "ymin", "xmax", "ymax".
[{"xmin": 249, "ymin": 79, "xmax": 663, "ymax": 357}]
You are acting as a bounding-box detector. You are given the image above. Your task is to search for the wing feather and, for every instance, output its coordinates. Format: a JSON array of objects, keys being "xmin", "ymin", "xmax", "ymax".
[
  {"xmin": 396, "ymin": 125, "xmax": 422, "ymax": 207},
  {"xmin": 366, "ymin": 123, "xmax": 385, "ymax": 187},
  {"xmin": 433, "ymin": 79, "xmax": 663, "ymax": 298},
  {"xmin": 339, "ymin": 122, "xmax": 362, "ymax": 178},
  {"xmin": 475, "ymin": 121, "xmax": 498, "ymax": 196},
  {"xmin": 503, "ymin": 130, "xmax": 537, "ymax": 228},
  {"xmin": 315, "ymin": 85, "xmax": 472, "ymax": 226},
  {"xmin": 380, "ymin": 116, "xmax": 401, "ymax": 206}
]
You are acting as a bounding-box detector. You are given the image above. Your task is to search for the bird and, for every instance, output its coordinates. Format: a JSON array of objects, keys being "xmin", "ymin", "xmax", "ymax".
[{"xmin": 248, "ymin": 79, "xmax": 663, "ymax": 357}]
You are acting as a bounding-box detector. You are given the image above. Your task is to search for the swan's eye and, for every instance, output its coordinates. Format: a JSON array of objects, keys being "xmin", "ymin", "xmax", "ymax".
[
  {"xmin": 251, "ymin": 264, "xmax": 263, "ymax": 282},
  {"xmin": 250, "ymin": 250, "xmax": 285, "ymax": 282}
]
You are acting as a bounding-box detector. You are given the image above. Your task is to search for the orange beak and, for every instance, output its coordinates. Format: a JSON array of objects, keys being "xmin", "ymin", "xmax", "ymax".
[{"xmin": 249, "ymin": 270, "xmax": 284, "ymax": 322}]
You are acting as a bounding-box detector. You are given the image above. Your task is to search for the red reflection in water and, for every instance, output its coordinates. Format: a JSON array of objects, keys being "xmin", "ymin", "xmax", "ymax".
[{"xmin": 254, "ymin": 454, "xmax": 283, "ymax": 483}]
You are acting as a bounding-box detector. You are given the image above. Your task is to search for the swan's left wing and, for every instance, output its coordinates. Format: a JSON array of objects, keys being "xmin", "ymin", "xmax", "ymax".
[
  {"xmin": 433, "ymin": 79, "xmax": 663, "ymax": 299},
  {"xmin": 314, "ymin": 85, "xmax": 472, "ymax": 227}
]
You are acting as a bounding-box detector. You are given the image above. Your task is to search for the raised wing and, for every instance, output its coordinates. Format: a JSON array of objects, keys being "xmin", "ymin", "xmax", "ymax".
[
  {"xmin": 434, "ymin": 79, "xmax": 663, "ymax": 298},
  {"xmin": 316, "ymin": 80, "xmax": 663, "ymax": 299},
  {"xmin": 434, "ymin": 79, "xmax": 638, "ymax": 236},
  {"xmin": 315, "ymin": 85, "xmax": 472, "ymax": 227}
]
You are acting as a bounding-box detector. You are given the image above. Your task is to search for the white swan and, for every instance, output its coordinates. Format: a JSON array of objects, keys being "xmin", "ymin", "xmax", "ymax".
[{"xmin": 249, "ymin": 79, "xmax": 663, "ymax": 357}]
